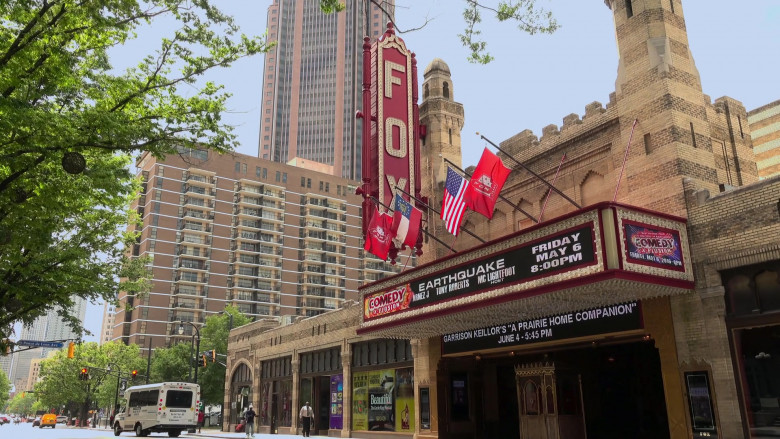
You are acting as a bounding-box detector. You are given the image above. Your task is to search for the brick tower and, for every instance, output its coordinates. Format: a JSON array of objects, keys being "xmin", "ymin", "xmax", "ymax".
[
  {"xmin": 607, "ymin": 0, "xmax": 757, "ymax": 215},
  {"xmin": 419, "ymin": 58, "xmax": 465, "ymax": 263}
]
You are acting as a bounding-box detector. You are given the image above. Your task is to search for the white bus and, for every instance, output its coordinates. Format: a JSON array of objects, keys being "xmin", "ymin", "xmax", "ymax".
[{"xmin": 113, "ymin": 382, "xmax": 200, "ymax": 437}]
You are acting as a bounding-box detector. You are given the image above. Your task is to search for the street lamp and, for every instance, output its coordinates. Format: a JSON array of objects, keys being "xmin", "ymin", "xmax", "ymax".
[
  {"xmin": 178, "ymin": 321, "xmax": 201, "ymax": 384},
  {"xmin": 106, "ymin": 363, "xmax": 121, "ymax": 425}
]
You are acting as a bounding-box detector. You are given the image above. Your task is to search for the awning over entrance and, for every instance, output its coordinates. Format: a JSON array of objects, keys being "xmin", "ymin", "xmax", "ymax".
[{"xmin": 358, "ymin": 202, "xmax": 694, "ymax": 339}]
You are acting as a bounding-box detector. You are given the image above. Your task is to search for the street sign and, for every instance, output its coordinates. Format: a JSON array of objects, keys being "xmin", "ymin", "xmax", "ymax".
[
  {"xmin": 16, "ymin": 340, "xmax": 64, "ymax": 349},
  {"xmin": 119, "ymin": 379, "xmax": 127, "ymax": 392}
]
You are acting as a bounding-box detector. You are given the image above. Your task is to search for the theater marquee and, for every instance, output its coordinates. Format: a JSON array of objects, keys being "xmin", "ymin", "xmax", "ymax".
[{"xmin": 358, "ymin": 203, "xmax": 695, "ymax": 339}]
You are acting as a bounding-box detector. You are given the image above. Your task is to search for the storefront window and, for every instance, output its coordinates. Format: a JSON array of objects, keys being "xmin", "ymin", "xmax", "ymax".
[
  {"xmin": 260, "ymin": 382, "xmax": 272, "ymax": 426},
  {"xmin": 451, "ymin": 373, "xmax": 469, "ymax": 421},
  {"xmin": 351, "ymin": 367, "xmax": 414, "ymax": 432},
  {"xmin": 734, "ymin": 326, "xmax": 780, "ymax": 437},
  {"xmin": 280, "ymin": 380, "xmax": 292, "ymax": 427}
]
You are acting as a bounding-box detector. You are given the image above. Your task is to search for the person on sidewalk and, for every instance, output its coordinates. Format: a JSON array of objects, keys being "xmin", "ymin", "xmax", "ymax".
[
  {"xmin": 299, "ymin": 401, "xmax": 314, "ymax": 437},
  {"xmin": 244, "ymin": 404, "xmax": 256, "ymax": 438},
  {"xmin": 197, "ymin": 410, "xmax": 205, "ymax": 433}
]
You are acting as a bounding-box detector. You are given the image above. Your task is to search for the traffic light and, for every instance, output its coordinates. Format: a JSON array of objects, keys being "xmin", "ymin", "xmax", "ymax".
[
  {"xmin": 80, "ymin": 367, "xmax": 88, "ymax": 381},
  {"xmin": 201, "ymin": 353, "xmax": 207, "ymax": 367},
  {"xmin": 131, "ymin": 370, "xmax": 138, "ymax": 381},
  {"xmin": 210, "ymin": 349, "xmax": 216, "ymax": 363},
  {"xmin": 67, "ymin": 342, "xmax": 75, "ymax": 359}
]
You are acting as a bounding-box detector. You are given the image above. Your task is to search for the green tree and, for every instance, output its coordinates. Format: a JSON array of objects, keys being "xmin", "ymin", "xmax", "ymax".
[
  {"xmin": 149, "ymin": 342, "xmax": 192, "ymax": 384},
  {"xmin": 319, "ymin": 0, "xmax": 558, "ymax": 64},
  {"xmin": 198, "ymin": 306, "xmax": 251, "ymax": 405},
  {"xmin": 35, "ymin": 341, "xmax": 145, "ymax": 425},
  {"xmin": 0, "ymin": 0, "xmax": 268, "ymax": 346},
  {"xmin": 7, "ymin": 391, "xmax": 36, "ymax": 416},
  {"xmin": 0, "ymin": 369, "xmax": 10, "ymax": 410}
]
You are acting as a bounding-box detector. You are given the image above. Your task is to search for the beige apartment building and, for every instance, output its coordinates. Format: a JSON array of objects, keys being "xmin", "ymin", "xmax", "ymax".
[
  {"xmin": 748, "ymin": 99, "xmax": 780, "ymax": 179},
  {"xmin": 109, "ymin": 151, "xmax": 403, "ymax": 351}
]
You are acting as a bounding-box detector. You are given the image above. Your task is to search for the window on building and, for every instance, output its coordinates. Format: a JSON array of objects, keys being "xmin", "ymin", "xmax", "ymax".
[
  {"xmin": 242, "ymin": 163, "xmax": 247, "ymax": 174},
  {"xmin": 235, "ymin": 162, "xmax": 241, "ymax": 172},
  {"xmin": 319, "ymin": 181, "xmax": 324, "ymax": 191},
  {"xmin": 443, "ymin": 82, "xmax": 450, "ymax": 99},
  {"xmin": 301, "ymin": 177, "xmax": 306, "ymax": 187},
  {"xmin": 626, "ymin": 0, "xmax": 633, "ymax": 18},
  {"xmin": 275, "ymin": 171, "xmax": 280, "ymax": 182},
  {"xmin": 307, "ymin": 178, "xmax": 311, "ymax": 188},
  {"xmin": 282, "ymin": 172, "xmax": 287, "ymax": 183}
]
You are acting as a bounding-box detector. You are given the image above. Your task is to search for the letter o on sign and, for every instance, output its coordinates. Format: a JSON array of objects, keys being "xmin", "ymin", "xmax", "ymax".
[{"xmin": 385, "ymin": 117, "xmax": 407, "ymax": 158}]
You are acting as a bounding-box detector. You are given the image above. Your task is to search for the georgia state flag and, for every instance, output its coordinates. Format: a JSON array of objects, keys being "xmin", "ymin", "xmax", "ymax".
[{"xmin": 390, "ymin": 194, "xmax": 421, "ymax": 250}]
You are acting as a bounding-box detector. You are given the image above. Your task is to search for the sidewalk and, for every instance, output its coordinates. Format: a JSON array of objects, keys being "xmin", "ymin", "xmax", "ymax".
[{"xmin": 190, "ymin": 428, "xmax": 306, "ymax": 439}]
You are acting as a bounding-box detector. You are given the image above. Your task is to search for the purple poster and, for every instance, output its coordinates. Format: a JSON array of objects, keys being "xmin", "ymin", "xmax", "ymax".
[
  {"xmin": 330, "ymin": 374, "xmax": 344, "ymax": 429},
  {"xmin": 624, "ymin": 221, "xmax": 684, "ymax": 271}
]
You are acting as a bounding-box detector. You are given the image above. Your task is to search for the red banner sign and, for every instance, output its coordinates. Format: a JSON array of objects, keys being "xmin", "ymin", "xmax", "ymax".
[{"xmin": 359, "ymin": 24, "xmax": 422, "ymax": 261}]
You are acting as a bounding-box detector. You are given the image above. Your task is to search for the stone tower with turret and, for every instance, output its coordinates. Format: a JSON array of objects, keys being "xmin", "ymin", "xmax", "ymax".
[
  {"xmin": 606, "ymin": 0, "xmax": 758, "ymax": 214},
  {"xmin": 419, "ymin": 58, "xmax": 465, "ymax": 263}
]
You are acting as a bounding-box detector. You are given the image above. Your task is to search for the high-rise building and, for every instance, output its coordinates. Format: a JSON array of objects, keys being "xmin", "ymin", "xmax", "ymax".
[
  {"xmin": 258, "ymin": 0, "xmax": 395, "ymax": 180},
  {"xmin": 9, "ymin": 297, "xmax": 86, "ymax": 391},
  {"xmin": 109, "ymin": 150, "xmax": 403, "ymax": 351},
  {"xmin": 748, "ymin": 99, "xmax": 780, "ymax": 179},
  {"xmin": 99, "ymin": 301, "xmax": 116, "ymax": 345}
]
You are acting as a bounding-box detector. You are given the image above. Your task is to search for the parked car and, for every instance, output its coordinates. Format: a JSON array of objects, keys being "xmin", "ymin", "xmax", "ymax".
[
  {"xmin": 0, "ymin": 415, "xmax": 10, "ymax": 424},
  {"xmin": 40, "ymin": 414, "xmax": 57, "ymax": 428},
  {"xmin": 32, "ymin": 417, "xmax": 41, "ymax": 427},
  {"xmin": 56, "ymin": 415, "xmax": 68, "ymax": 424}
]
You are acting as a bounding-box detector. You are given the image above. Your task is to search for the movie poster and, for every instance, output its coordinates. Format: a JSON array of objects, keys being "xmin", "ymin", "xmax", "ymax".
[
  {"xmin": 330, "ymin": 374, "xmax": 343, "ymax": 429},
  {"xmin": 394, "ymin": 368, "xmax": 414, "ymax": 432},
  {"xmin": 352, "ymin": 372, "xmax": 369, "ymax": 431},
  {"xmin": 368, "ymin": 369, "xmax": 395, "ymax": 431}
]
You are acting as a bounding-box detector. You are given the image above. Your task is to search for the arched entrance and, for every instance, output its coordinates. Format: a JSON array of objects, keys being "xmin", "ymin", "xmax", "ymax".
[{"xmin": 230, "ymin": 363, "xmax": 252, "ymax": 427}]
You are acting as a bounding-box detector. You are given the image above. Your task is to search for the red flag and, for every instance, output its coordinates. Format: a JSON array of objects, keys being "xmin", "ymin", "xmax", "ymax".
[
  {"xmin": 465, "ymin": 148, "xmax": 511, "ymax": 219},
  {"xmin": 364, "ymin": 206, "xmax": 393, "ymax": 260}
]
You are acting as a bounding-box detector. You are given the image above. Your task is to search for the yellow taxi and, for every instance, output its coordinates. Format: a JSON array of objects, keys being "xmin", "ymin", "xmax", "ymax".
[{"xmin": 40, "ymin": 413, "xmax": 57, "ymax": 428}]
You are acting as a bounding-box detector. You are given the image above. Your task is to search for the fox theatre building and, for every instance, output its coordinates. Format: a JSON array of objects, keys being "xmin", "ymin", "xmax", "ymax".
[{"xmin": 358, "ymin": 202, "xmax": 695, "ymax": 439}]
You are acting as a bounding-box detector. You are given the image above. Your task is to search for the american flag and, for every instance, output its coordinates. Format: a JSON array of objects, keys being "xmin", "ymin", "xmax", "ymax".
[{"xmin": 441, "ymin": 167, "xmax": 469, "ymax": 235}]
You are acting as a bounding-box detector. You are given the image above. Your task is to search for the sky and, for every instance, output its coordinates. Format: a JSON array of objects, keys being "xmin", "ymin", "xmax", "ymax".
[{"xmin": 78, "ymin": 0, "xmax": 780, "ymax": 343}]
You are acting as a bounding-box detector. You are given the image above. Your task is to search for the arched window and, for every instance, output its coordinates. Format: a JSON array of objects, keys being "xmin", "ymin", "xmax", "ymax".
[
  {"xmin": 443, "ymin": 82, "xmax": 450, "ymax": 99},
  {"xmin": 755, "ymin": 270, "xmax": 780, "ymax": 311},
  {"xmin": 424, "ymin": 83, "xmax": 429, "ymax": 99},
  {"xmin": 726, "ymin": 274, "xmax": 756, "ymax": 315}
]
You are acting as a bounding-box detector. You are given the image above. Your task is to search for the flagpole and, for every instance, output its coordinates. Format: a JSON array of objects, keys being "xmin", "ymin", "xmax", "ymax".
[
  {"xmin": 368, "ymin": 195, "xmax": 458, "ymax": 253},
  {"xmin": 443, "ymin": 158, "xmax": 538, "ymax": 224},
  {"xmin": 613, "ymin": 119, "xmax": 639, "ymax": 202},
  {"xmin": 402, "ymin": 249, "xmax": 414, "ymax": 271},
  {"xmin": 539, "ymin": 153, "xmax": 567, "ymax": 222},
  {"xmin": 477, "ymin": 132, "xmax": 581, "ymax": 209},
  {"xmin": 394, "ymin": 186, "xmax": 487, "ymax": 244}
]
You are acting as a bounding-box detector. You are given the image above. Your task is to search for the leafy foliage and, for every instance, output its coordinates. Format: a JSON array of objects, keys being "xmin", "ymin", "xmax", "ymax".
[
  {"xmin": 34, "ymin": 341, "xmax": 146, "ymax": 422},
  {"xmin": 6, "ymin": 391, "xmax": 36, "ymax": 415},
  {"xmin": 0, "ymin": 0, "xmax": 268, "ymax": 343},
  {"xmin": 197, "ymin": 306, "xmax": 251, "ymax": 405},
  {"xmin": 149, "ymin": 342, "xmax": 192, "ymax": 384},
  {"xmin": 0, "ymin": 368, "xmax": 10, "ymax": 410},
  {"xmin": 320, "ymin": 0, "xmax": 558, "ymax": 65}
]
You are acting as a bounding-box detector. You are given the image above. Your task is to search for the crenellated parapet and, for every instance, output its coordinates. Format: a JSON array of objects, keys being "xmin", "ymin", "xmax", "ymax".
[{"xmin": 500, "ymin": 99, "xmax": 619, "ymax": 166}]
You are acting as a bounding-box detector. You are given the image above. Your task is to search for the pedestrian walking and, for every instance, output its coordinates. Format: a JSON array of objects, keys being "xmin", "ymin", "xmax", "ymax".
[
  {"xmin": 244, "ymin": 404, "xmax": 256, "ymax": 438},
  {"xmin": 299, "ymin": 401, "xmax": 314, "ymax": 437},
  {"xmin": 198, "ymin": 410, "xmax": 205, "ymax": 433}
]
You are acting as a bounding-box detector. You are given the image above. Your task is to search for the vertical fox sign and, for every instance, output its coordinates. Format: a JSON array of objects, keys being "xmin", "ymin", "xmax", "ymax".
[{"xmin": 358, "ymin": 23, "xmax": 423, "ymax": 262}]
